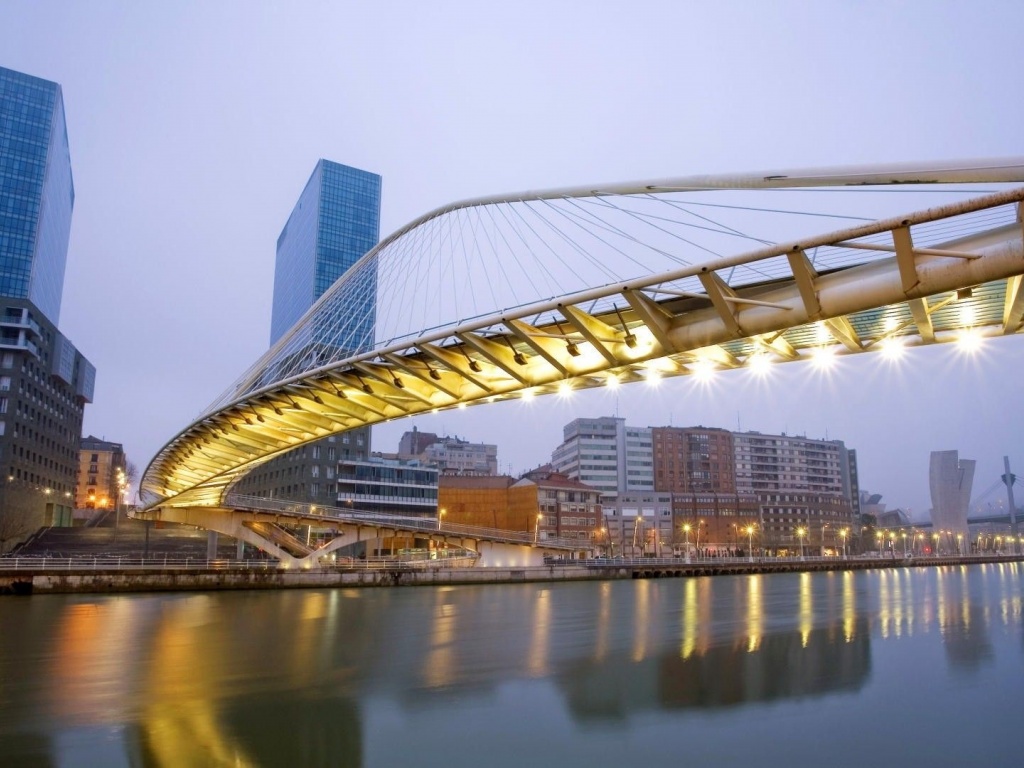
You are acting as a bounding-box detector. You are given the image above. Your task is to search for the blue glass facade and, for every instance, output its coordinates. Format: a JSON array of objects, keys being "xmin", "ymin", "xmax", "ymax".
[
  {"xmin": 0, "ymin": 68, "xmax": 91, "ymax": 547},
  {"xmin": 0, "ymin": 67, "xmax": 73, "ymax": 325},
  {"xmin": 270, "ymin": 160, "xmax": 381, "ymax": 345}
]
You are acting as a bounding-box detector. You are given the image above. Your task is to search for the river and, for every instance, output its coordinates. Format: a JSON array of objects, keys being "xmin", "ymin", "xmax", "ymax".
[{"xmin": 1, "ymin": 563, "xmax": 1021, "ymax": 767}]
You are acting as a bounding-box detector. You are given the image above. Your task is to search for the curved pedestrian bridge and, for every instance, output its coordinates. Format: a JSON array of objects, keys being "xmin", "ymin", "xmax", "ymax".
[{"xmin": 139, "ymin": 159, "xmax": 1024, "ymax": 565}]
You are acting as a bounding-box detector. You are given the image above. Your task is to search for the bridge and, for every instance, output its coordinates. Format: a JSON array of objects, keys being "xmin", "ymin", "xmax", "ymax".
[{"xmin": 139, "ymin": 159, "xmax": 1024, "ymax": 567}]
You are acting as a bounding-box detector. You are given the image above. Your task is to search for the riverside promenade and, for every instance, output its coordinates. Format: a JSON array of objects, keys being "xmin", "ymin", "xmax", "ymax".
[{"xmin": 2, "ymin": 553, "xmax": 1022, "ymax": 595}]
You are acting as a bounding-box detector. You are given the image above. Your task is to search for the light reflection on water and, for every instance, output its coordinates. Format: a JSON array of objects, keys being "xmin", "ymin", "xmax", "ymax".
[{"xmin": 0, "ymin": 563, "xmax": 1021, "ymax": 767}]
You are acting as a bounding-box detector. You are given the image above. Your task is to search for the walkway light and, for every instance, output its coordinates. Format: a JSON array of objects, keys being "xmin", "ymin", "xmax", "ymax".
[
  {"xmin": 438, "ymin": 508, "xmax": 446, "ymax": 530},
  {"xmin": 683, "ymin": 523, "xmax": 691, "ymax": 563},
  {"xmin": 957, "ymin": 328, "xmax": 982, "ymax": 353},
  {"xmin": 839, "ymin": 528, "xmax": 848, "ymax": 558},
  {"xmin": 692, "ymin": 360, "xmax": 715, "ymax": 381},
  {"xmin": 811, "ymin": 346, "xmax": 835, "ymax": 369},
  {"xmin": 880, "ymin": 338, "xmax": 905, "ymax": 360},
  {"xmin": 748, "ymin": 353, "xmax": 771, "ymax": 376},
  {"xmin": 745, "ymin": 525, "xmax": 755, "ymax": 562},
  {"xmin": 797, "ymin": 526, "xmax": 807, "ymax": 560}
]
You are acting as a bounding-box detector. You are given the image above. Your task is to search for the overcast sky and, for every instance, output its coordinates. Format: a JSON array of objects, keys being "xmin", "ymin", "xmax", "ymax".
[{"xmin": 3, "ymin": 0, "xmax": 1022, "ymax": 517}]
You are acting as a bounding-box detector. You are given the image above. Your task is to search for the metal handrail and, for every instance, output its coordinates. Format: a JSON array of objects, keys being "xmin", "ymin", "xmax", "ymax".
[{"xmin": 0, "ymin": 555, "xmax": 482, "ymax": 572}]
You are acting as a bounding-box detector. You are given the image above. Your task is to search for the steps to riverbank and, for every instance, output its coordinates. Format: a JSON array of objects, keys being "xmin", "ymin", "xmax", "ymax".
[{"xmin": 1, "ymin": 553, "xmax": 1021, "ymax": 595}]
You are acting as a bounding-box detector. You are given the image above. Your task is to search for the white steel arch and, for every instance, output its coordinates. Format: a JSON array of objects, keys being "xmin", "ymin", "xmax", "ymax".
[{"xmin": 141, "ymin": 159, "xmax": 1024, "ymax": 512}]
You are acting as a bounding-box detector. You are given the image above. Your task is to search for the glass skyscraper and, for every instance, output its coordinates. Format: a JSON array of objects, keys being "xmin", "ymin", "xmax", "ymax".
[
  {"xmin": 236, "ymin": 160, "xmax": 381, "ymax": 509},
  {"xmin": 270, "ymin": 160, "xmax": 381, "ymax": 345},
  {"xmin": 0, "ymin": 67, "xmax": 74, "ymax": 325},
  {"xmin": 0, "ymin": 66, "xmax": 94, "ymax": 548}
]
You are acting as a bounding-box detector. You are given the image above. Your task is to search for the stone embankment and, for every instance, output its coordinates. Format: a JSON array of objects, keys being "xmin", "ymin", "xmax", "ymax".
[{"xmin": 1, "ymin": 554, "xmax": 1021, "ymax": 595}]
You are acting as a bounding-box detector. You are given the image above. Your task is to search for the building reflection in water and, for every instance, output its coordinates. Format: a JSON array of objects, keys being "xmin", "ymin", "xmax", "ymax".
[{"xmin": 3, "ymin": 564, "xmax": 1022, "ymax": 765}]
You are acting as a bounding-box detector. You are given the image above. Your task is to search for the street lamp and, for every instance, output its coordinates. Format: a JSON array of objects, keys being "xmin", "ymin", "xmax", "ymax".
[
  {"xmin": 796, "ymin": 526, "xmax": 807, "ymax": 560},
  {"xmin": 876, "ymin": 530, "xmax": 884, "ymax": 557},
  {"xmin": 682, "ymin": 523, "xmax": 691, "ymax": 563},
  {"xmin": 839, "ymin": 527, "xmax": 848, "ymax": 559},
  {"xmin": 956, "ymin": 533, "xmax": 964, "ymax": 556},
  {"xmin": 821, "ymin": 523, "xmax": 830, "ymax": 557},
  {"xmin": 745, "ymin": 525, "xmax": 755, "ymax": 562},
  {"xmin": 438, "ymin": 507, "xmax": 446, "ymax": 530},
  {"xmin": 695, "ymin": 519, "xmax": 704, "ymax": 556},
  {"xmin": 534, "ymin": 513, "xmax": 543, "ymax": 543},
  {"xmin": 901, "ymin": 531, "xmax": 908, "ymax": 557}
]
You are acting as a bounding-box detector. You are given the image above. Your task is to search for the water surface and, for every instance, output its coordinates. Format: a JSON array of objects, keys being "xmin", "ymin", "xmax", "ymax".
[{"xmin": 1, "ymin": 564, "xmax": 1021, "ymax": 767}]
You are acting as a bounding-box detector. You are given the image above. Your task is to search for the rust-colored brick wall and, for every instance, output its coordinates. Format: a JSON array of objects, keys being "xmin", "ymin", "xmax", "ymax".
[{"xmin": 438, "ymin": 476, "xmax": 538, "ymax": 532}]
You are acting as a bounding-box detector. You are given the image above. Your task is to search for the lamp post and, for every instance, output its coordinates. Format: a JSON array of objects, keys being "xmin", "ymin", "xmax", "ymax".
[
  {"xmin": 796, "ymin": 526, "xmax": 806, "ymax": 560},
  {"xmin": 901, "ymin": 531, "xmax": 908, "ymax": 557},
  {"xmin": 839, "ymin": 527, "xmax": 848, "ymax": 559},
  {"xmin": 820, "ymin": 523, "xmax": 830, "ymax": 557},
  {"xmin": 597, "ymin": 526, "xmax": 607, "ymax": 557},
  {"xmin": 534, "ymin": 513, "xmax": 543, "ymax": 543},
  {"xmin": 745, "ymin": 525, "xmax": 755, "ymax": 562},
  {"xmin": 932, "ymin": 532, "xmax": 940, "ymax": 556},
  {"xmin": 682, "ymin": 523, "xmax": 691, "ymax": 563},
  {"xmin": 695, "ymin": 519, "xmax": 704, "ymax": 557},
  {"xmin": 876, "ymin": 530, "xmax": 884, "ymax": 557},
  {"xmin": 438, "ymin": 507, "xmax": 446, "ymax": 530},
  {"xmin": 956, "ymin": 533, "xmax": 964, "ymax": 556}
]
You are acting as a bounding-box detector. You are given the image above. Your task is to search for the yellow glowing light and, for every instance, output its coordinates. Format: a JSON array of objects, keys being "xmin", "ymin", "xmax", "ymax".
[
  {"xmin": 960, "ymin": 304, "xmax": 976, "ymax": 327},
  {"xmin": 458, "ymin": 402, "xmax": 467, "ymax": 410},
  {"xmin": 815, "ymin": 321, "xmax": 831, "ymax": 344},
  {"xmin": 811, "ymin": 346, "xmax": 835, "ymax": 368},
  {"xmin": 521, "ymin": 388, "xmax": 534, "ymax": 402},
  {"xmin": 558, "ymin": 380, "xmax": 573, "ymax": 397},
  {"xmin": 646, "ymin": 369, "xmax": 662, "ymax": 386},
  {"xmin": 606, "ymin": 374, "xmax": 619, "ymax": 389},
  {"xmin": 692, "ymin": 359, "xmax": 715, "ymax": 381},
  {"xmin": 880, "ymin": 338, "xmax": 904, "ymax": 360},
  {"xmin": 748, "ymin": 353, "xmax": 771, "ymax": 376},
  {"xmin": 957, "ymin": 328, "xmax": 982, "ymax": 353}
]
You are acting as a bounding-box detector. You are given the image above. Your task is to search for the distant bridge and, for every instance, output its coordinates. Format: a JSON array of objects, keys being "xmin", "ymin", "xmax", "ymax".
[{"xmin": 139, "ymin": 159, "xmax": 1024, "ymax": 565}]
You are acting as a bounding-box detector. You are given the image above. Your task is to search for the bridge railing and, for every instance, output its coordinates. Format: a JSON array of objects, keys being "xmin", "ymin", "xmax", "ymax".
[{"xmin": 0, "ymin": 554, "xmax": 482, "ymax": 572}]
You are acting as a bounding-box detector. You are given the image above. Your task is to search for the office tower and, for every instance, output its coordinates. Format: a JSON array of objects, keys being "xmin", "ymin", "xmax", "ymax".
[
  {"xmin": 237, "ymin": 160, "xmax": 381, "ymax": 508},
  {"xmin": 929, "ymin": 450, "xmax": 974, "ymax": 553},
  {"xmin": 551, "ymin": 416, "xmax": 655, "ymax": 494},
  {"xmin": 0, "ymin": 67, "xmax": 94, "ymax": 549}
]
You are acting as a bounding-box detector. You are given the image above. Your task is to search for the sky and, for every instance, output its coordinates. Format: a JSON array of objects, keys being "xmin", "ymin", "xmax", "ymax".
[{"xmin": 2, "ymin": 0, "xmax": 1022, "ymax": 518}]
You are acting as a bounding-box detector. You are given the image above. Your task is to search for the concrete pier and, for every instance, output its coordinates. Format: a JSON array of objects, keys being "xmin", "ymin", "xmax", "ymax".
[{"xmin": 2, "ymin": 554, "xmax": 1021, "ymax": 595}]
